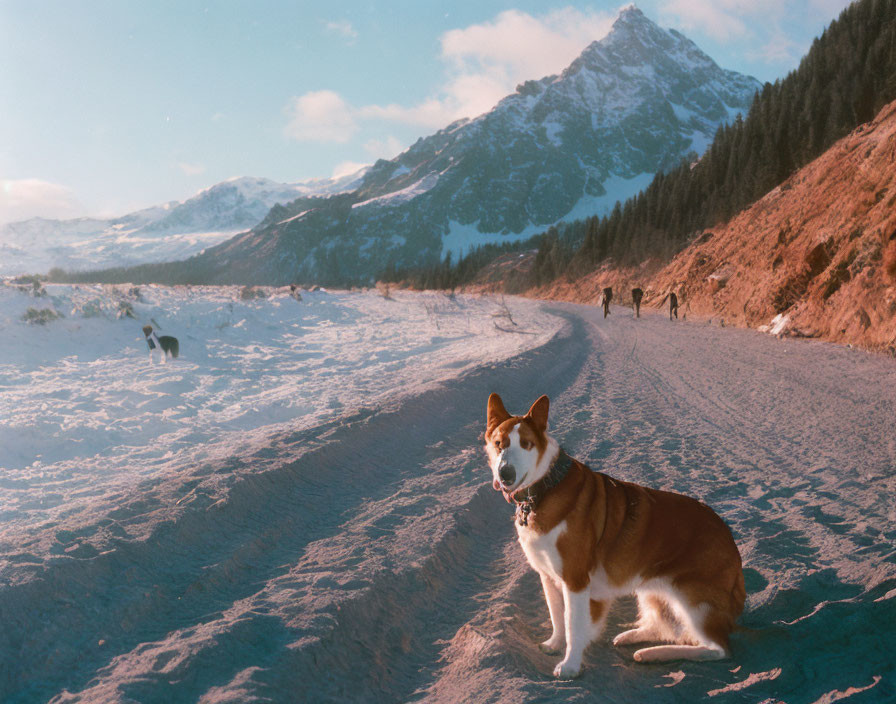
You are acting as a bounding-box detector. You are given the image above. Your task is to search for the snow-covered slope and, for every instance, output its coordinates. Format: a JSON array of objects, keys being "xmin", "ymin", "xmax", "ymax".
[
  {"xmin": 0, "ymin": 171, "xmax": 367, "ymax": 276},
  {"xmin": 136, "ymin": 5, "xmax": 760, "ymax": 285}
]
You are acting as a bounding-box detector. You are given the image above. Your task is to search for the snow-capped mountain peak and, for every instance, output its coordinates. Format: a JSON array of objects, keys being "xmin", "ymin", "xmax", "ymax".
[{"xmin": 47, "ymin": 7, "xmax": 761, "ymax": 286}]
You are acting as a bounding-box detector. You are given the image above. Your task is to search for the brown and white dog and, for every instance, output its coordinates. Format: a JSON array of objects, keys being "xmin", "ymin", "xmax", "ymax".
[{"xmin": 484, "ymin": 393, "xmax": 744, "ymax": 679}]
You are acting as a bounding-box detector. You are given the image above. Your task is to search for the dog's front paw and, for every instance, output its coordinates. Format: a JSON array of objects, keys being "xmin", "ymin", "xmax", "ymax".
[
  {"xmin": 552, "ymin": 659, "xmax": 581, "ymax": 679},
  {"xmin": 538, "ymin": 638, "xmax": 563, "ymax": 655}
]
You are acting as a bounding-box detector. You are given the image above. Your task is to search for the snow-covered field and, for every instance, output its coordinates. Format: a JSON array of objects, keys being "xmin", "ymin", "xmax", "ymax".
[
  {"xmin": 0, "ymin": 284, "xmax": 560, "ymax": 570},
  {"xmin": 0, "ymin": 288, "xmax": 893, "ymax": 703}
]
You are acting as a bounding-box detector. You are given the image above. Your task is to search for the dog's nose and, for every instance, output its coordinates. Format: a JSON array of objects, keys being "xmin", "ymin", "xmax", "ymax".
[{"xmin": 499, "ymin": 463, "xmax": 516, "ymax": 485}]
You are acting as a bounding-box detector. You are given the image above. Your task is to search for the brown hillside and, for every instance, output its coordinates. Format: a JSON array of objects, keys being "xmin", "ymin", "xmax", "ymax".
[{"xmin": 535, "ymin": 98, "xmax": 896, "ymax": 353}]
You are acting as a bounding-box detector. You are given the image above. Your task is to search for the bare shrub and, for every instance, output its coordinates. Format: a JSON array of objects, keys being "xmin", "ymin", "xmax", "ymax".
[
  {"xmin": 772, "ymin": 270, "xmax": 810, "ymax": 313},
  {"xmin": 117, "ymin": 301, "xmax": 136, "ymax": 319},
  {"xmin": 491, "ymin": 296, "xmax": 517, "ymax": 326},
  {"xmin": 821, "ymin": 261, "xmax": 851, "ymax": 300},
  {"xmin": 22, "ymin": 307, "xmax": 63, "ymax": 325},
  {"xmin": 240, "ymin": 286, "xmax": 266, "ymax": 300}
]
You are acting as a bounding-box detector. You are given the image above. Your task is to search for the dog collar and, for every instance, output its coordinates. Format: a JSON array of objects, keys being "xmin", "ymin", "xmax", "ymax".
[{"xmin": 512, "ymin": 449, "xmax": 575, "ymax": 526}]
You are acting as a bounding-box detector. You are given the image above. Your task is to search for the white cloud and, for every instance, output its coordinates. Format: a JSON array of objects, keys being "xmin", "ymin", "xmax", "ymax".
[
  {"xmin": 659, "ymin": 0, "xmax": 814, "ymax": 42},
  {"xmin": 177, "ymin": 161, "xmax": 206, "ymax": 176},
  {"xmin": 284, "ymin": 7, "xmax": 615, "ymax": 141},
  {"xmin": 659, "ymin": 0, "xmax": 749, "ymax": 40},
  {"xmin": 357, "ymin": 99, "xmax": 458, "ymax": 130},
  {"xmin": 371, "ymin": 7, "xmax": 616, "ymax": 128},
  {"xmin": 324, "ymin": 20, "xmax": 358, "ymax": 42},
  {"xmin": 749, "ymin": 31, "xmax": 807, "ymax": 65},
  {"xmin": 284, "ymin": 90, "xmax": 358, "ymax": 143},
  {"xmin": 0, "ymin": 178, "xmax": 85, "ymax": 225},
  {"xmin": 363, "ymin": 136, "xmax": 405, "ymax": 161},
  {"xmin": 332, "ymin": 160, "xmax": 369, "ymax": 179},
  {"xmin": 441, "ymin": 7, "xmax": 615, "ymax": 87},
  {"xmin": 659, "ymin": 0, "xmax": 851, "ymax": 62}
]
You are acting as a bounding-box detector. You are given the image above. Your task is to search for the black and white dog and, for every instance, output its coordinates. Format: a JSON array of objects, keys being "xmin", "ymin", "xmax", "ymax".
[{"xmin": 142, "ymin": 325, "xmax": 179, "ymax": 363}]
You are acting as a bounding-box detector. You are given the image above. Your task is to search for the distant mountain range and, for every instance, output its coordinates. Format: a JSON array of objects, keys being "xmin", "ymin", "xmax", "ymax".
[
  {"xmin": 0, "ymin": 172, "xmax": 366, "ymax": 276},
  {"xmin": 48, "ymin": 5, "xmax": 761, "ymax": 286}
]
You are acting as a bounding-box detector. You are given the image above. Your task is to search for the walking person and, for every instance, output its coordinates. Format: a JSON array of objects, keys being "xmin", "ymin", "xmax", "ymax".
[{"xmin": 632, "ymin": 287, "xmax": 643, "ymax": 318}]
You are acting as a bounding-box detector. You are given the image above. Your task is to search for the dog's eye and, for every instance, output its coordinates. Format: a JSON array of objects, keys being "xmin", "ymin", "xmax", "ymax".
[{"xmin": 520, "ymin": 439, "xmax": 533, "ymax": 450}]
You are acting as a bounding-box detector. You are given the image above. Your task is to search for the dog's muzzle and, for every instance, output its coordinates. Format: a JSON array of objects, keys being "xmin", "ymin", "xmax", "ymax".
[
  {"xmin": 499, "ymin": 462, "xmax": 516, "ymax": 485},
  {"xmin": 492, "ymin": 450, "xmax": 517, "ymax": 501},
  {"xmin": 495, "ymin": 450, "xmax": 516, "ymax": 486}
]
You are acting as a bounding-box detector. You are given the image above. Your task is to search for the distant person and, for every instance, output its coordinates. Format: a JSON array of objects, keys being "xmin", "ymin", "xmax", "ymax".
[
  {"xmin": 632, "ymin": 287, "xmax": 643, "ymax": 318},
  {"xmin": 602, "ymin": 287, "xmax": 613, "ymax": 319},
  {"xmin": 289, "ymin": 284, "xmax": 303, "ymax": 301},
  {"xmin": 669, "ymin": 291, "xmax": 679, "ymax": 320}
]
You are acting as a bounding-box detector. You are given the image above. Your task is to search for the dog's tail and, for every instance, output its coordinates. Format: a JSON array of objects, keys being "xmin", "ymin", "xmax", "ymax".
[{"xmin": 171, "ymin": 338, "xmax": 179, "ymax": 358}]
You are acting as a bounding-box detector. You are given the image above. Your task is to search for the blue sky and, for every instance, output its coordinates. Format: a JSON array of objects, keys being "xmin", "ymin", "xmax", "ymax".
[{"xmin": 0, "ymin": 0, "xmax": 852, "ymax": 224}]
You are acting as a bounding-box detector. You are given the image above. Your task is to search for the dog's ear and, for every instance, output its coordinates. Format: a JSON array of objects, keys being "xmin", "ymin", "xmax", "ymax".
[
  {"xmin": 487, "ymin": 393, "xmax": 511, "ymax": 433},
  {"xmin": 526, "ymin": 395, "xmax": 550, "ymax": 432}
]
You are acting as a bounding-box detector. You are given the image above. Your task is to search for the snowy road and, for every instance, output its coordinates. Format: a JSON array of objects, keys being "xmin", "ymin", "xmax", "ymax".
[{"xmin": 2, "ymin": 301, "xmax": 895, "ymax": 703}]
